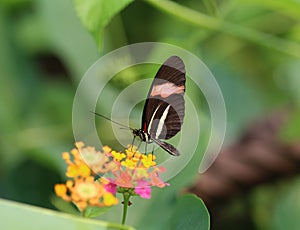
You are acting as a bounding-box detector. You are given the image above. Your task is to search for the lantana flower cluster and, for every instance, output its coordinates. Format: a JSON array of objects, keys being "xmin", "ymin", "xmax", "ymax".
[
  {"xmin": 103, "ymin": 145, "xmax": 168, "ymax": 199},
  {"xmin": 55, "ymin": 142, "xmax": 168, "ymax": 211}
]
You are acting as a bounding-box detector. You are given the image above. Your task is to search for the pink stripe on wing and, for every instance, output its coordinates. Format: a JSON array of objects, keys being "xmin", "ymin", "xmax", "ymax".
[{"xmin": 150, "ymin": 83, "xmax": 185, "ymax": 98}]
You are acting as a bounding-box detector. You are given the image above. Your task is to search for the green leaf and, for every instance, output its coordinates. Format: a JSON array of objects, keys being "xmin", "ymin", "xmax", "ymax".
[
  {"xmin": 83, "ymin": 205, "xmax": 112, "ymax": 218},
  {"xmin": 169, "ymin": 194, "xmax": 210, "ymax": 230},
  {"xmin": 1, "ymin": 198, "xmax": 135, "ymax": 230},
  {"xmin": 74, "ymin": 0, "xmax": 133, "ymax": 49}
]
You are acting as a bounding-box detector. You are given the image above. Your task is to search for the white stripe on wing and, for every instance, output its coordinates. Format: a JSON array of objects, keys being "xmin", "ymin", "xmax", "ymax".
[
  {"xmin": 155, "ymin": 105, "xmax": 170, "ymax": 139},
  {"xmin": 147, "ymin": 104, "xmax": 161, "ymax": 134}
]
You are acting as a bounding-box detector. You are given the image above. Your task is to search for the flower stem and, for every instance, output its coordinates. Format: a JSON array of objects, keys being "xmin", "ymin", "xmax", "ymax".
[{"xmin": 121, "ymin": 192, "xmax": 130, "ymax": 225}]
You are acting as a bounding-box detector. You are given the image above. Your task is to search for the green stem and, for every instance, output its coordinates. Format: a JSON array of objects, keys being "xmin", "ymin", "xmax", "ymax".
[
  {"xmin": 145, "ymin": 0, "xmax": 300, "ymax": 58},
  {"xmin": 121, "ymin": 193, "xmax": 130, "ymax": 225}
]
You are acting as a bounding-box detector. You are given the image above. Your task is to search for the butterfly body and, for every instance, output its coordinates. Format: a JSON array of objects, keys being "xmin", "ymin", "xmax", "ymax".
[
  {"xmin": 132, "ymin": 56, "xmax": 186, "ymax": 156},
  {"xmin": 132, "ymin": 128, "xmax": 151, "ymax": 143}
]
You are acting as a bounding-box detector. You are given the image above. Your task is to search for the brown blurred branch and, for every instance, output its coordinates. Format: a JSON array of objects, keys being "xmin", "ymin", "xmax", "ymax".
[{"xmin": 188, "ymin": 111, "xmax": 300, "ymax": 206}]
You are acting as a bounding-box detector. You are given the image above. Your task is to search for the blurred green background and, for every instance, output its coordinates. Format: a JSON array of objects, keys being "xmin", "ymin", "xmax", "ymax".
[{"xmin": 1, "ymin": 0, "xmax": 300, "ymax": 229}]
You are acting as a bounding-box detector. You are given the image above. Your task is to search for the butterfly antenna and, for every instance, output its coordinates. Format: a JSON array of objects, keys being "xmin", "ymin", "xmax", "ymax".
[
  {"xmin": 91, "ymin": 111, "xmax": 133, "ymax": 130},
  {"xmin": 119, "ymin": 127, "xmax": 131, "ymax": 130}
]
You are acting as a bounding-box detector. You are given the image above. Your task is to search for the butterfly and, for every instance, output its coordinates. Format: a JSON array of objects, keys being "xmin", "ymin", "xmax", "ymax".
[
  {"xmin": 131, "ymin": 56, "xmax": 186, "ymax": 156},
  {"xmin": 94, "ymin": 56, "xmax": 186, "ymax": 156}
]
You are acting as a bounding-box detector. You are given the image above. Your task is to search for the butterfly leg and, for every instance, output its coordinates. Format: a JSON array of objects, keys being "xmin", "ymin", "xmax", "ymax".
[
  {"xmin": 137, "ymin": 140, "xmax": 142, "ymax": 150},
  {"xmin": 132, "ymin": 140, "xmax": 142, "ymax": 157}
]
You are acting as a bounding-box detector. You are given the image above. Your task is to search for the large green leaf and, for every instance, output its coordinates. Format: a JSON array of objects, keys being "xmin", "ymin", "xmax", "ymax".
[
  {"xmin": 169, "ymin": 194, "xmax": 210, "ymax": 230},
  {"xmin": 74, "ymin": 0, "xmax": 133, "ymax": 49},
  {"xmin": 1, "ymin": 199, "xmax": 135, "ymax": 230}
]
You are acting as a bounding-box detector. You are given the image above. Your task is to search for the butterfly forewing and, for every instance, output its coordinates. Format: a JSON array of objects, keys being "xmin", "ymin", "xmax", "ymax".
[
  {"xmin": 160, "ymin": 94, "xmax": 185, "ymax": 139},
  {"xmin": 142, "ymin": 56, "xmax": 186, "ymax": 142},
  {"xmin": 154, "ymin": 56, "xmax": 185, "ymax": 87},
  {"xmin": 146, "ymin": 94, "xmax": 184, "ymax": 140}
]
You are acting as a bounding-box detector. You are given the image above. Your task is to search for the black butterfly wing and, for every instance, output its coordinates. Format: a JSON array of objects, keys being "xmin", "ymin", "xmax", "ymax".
[
  {"xmin": 144, "ymin": 94, "xmax": 185, "ymax": 140},
  {"xmin": 151, "ymin": 55, "xmax": 186, "ymax": 88},
  {"xmin": 141, "ymin": 56, "xmax": 186, "ymax": 140}
]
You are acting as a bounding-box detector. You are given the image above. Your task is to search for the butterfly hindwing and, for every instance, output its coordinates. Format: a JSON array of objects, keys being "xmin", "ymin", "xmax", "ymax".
[{"xmin": 152, "ymin": 138, "xmax": 180, "ymax": 156}]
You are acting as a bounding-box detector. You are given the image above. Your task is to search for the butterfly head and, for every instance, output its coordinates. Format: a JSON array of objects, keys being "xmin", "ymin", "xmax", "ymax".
[{"xmin": 132, "ymin": 129, "xmax": 151, "ymax": 143}]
